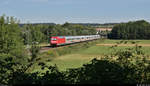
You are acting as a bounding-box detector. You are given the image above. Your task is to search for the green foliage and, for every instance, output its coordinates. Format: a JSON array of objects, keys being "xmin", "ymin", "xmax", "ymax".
[
  {"xmin": 113, "ymin": 46, "xmax": 150, "ymax": 83},
  {"xmin": 65, "ymin": 59, "xmax": 126, "ymax": 84},
  {"xmin": 0, "ymin": 16, "xmax": 24, "ymax": 55},
  {"xmin": 29, "ymin": 44, "xmax": 40, "ymax": 61},
  {"xmin": 40, "ymin": 65, "xmax": 67, "ymax": 84},
  {"xmin": 22, "ymin": 24, "xmax": 45, "ymax": 45},
  {"xmin": 108, "ymin": 20, "xmax": 150, "ymax": 39},
  {"xmin": 0, "ymin": 54, "xmax": 15, "ymax": 84},
  {"xmin": 0, "ymin": 15, "xmax": 28, "ymax": 84},
  {"xmin": 48, "ymin": 23, "xmax": 97, "ymax": 36}
]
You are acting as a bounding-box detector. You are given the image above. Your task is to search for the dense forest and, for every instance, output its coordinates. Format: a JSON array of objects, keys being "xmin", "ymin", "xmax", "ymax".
[{"xmin": 108, "ymin": 20, "xmax": 150, "ymax": 39}]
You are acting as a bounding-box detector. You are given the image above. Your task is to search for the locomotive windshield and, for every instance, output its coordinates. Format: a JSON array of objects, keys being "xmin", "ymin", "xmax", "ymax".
[{"xmin": 51, "ymin": 38, "xmax": 57, "ymax": 41}]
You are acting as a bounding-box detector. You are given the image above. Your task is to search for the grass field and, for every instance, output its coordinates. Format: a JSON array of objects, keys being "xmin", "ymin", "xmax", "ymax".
[
  {"xmin": 99, "ymin": 39, "xmax": 150, "ymax": 44},
  {"xmin": 28, "ymin": 39, "xmax": 150, "ymax": 73}
]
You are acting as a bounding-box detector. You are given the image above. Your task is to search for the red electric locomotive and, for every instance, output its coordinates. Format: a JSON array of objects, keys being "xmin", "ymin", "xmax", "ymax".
[
  {"xmin": 50, "ymin": 35, "xmax": 100, "ymax": 47},
  {"xmin": 50, "ymin": 36, "xmax": 66, "ymax": 46}
]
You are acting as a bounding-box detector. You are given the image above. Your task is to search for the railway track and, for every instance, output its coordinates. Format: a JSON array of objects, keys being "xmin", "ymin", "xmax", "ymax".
[
  {"xmin": 39, "ymin": 42, "xmax": 85, "ymax": 53},
  {"xmin": 39, "ymin": 45, "xmax": 69, "ymax": 53},
  {"xmin": 40, "ymin": 46, "xmax": 54, "ymax": 53},
  {"xmin": 39, "ymin": 39, "xmax": 100, "ymax": 53},
  {"xmin": 40, "ymin": 45, "xmax": 73, "ymax": 53}
]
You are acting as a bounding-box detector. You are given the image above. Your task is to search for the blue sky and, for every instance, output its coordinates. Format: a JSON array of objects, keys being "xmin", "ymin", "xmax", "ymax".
[{"xmin": 0, "ymin": 0, "xmax": 150, "ymax": 24}]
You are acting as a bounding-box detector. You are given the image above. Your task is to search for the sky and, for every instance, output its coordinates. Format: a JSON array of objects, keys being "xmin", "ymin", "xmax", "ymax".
[{"xmin": 0, "ymin": 0, "xmax": 150, "ymax": 24}]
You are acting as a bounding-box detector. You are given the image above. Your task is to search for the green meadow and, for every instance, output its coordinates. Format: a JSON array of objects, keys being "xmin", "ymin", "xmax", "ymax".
[{"xmin": 28, "ymin": 39, "xmax": 150, "ymax": 73}]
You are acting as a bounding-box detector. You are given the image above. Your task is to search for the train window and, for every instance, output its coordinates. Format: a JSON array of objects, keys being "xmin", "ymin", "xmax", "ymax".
[{"xmin": 67, "ymin": 38, "xmax": 72, "ymax": 40}]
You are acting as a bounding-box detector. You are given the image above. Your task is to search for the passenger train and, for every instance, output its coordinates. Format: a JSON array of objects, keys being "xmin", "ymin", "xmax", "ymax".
[{"xmin": 50, "ymin": 35, "xmax": 100, "ymax": 46}]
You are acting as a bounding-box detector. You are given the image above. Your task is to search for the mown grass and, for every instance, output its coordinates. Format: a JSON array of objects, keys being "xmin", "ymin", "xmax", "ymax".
[
  {"xmin": 27, "ymin": 39, "xmax": 150, "ymax": 73},
  {"xmin": 30, "ymin": 54, "xmax": 102, "ymax": 72},
  {"xmin": 38, "ymin": 46, "xmax": 150, "ymax": 72},
  {"xmin": 78, "ymin": 46, "xmax": 150, "ymax": 55},
  {"xmin": 100, "ymin": 39, "xmax": 150, "ymax": 44}
]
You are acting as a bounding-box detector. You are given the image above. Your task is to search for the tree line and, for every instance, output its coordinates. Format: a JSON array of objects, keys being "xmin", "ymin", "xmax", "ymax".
[
  {"xmin": 22, "ymin": 22, "xmax": 97, "ymax": 45},
  {"xmin": 108, "ymin": 20, "xmax": 150, "ymax": 39}
]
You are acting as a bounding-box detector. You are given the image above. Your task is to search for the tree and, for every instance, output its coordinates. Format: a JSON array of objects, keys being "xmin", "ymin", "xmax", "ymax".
[
  {"xmin": 108, "ymin": 20, "xmax": 150, "ymax": 39},
  {"xmin": 21, "ymin": 24, "xmax": 45, "ymax": 45},
  {"xmin": 0, "ymin": 15, "xmax": 28, "ymax": 84}
]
